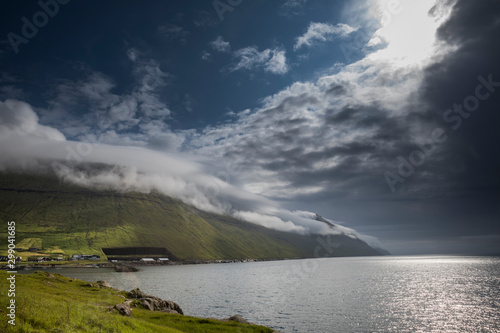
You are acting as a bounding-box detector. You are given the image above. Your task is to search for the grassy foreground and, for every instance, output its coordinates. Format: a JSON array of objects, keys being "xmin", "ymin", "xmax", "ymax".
[{"xmin": 0, "ymin": 270, "xmax": 273, "ymax": 333}]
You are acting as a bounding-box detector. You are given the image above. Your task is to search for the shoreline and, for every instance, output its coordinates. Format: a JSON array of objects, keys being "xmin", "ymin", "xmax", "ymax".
[
  {"xmin": 1, "ymin": 256, "xmax": 305, "ymax": 270},
  {"xmin": 0, "ymin": 270, "xmax": 276, "ymax": 332}
]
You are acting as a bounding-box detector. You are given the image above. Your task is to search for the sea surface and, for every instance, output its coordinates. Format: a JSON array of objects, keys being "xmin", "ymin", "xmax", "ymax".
[{"xmin": 30, "ymin": 256, "xmax": 500, "ymax": 332}]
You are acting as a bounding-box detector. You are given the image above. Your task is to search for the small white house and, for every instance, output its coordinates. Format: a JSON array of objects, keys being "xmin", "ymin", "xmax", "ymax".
[
  {"xmin": 140, "ymin": 258, "xmax": 155, "ymax": 262},
  {"xmin": 158, "ymin": 258, "xmax": 170, "ymax": 262}
]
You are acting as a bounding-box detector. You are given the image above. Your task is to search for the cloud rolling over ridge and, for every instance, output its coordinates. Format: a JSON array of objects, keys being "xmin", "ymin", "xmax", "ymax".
[{"xmin": 0, "ymin": 98, "xmax": 367, "ymax": 241}]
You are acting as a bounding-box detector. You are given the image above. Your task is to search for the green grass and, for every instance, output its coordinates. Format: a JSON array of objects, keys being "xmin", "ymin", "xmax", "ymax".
[
  {"xmin": 16, "ymin": 238, "xmax": 43, "ymax": 250},
  {"xmin": 43, "ymin": 246, "xmax": 65, "ymax": 254},
  {"xmin": 0, "ymin": 270, "xmax": 274, "ymax": 332}
]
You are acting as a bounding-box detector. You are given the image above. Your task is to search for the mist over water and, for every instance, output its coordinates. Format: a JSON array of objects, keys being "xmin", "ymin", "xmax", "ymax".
[{"xmin": 38, "ymin": 255, "xmax": 500, "ymax": 332}]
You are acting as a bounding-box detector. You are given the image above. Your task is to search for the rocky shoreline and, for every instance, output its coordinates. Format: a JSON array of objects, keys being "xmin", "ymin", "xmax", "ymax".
[
  {"xmin": 71, "ymin": 274, "xmax": 268, "ymax": 328},
  {"xmin": 110, "ymin": 285, "xmax": 258, "ymax": 326}
]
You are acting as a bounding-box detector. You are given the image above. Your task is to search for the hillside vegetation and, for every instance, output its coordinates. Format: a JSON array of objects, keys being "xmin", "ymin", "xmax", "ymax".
[{"xmin": 0, "ymin": 172, "xmax": 381, "ymax": 260}]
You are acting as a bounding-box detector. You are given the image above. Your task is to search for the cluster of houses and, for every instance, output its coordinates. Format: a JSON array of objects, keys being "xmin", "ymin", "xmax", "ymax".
[
  {"xmin": 28, "ymin": 256, "xmax": 64, "ymax": 262},
  {"xmin": 0, "ymin": 256, "xmax": 64, "ymax": 262},
  {"xmin": 1, "ymin": 246, "xmax": 65, "ymax": 263},
  {"xmin": 72, "ymin": 254, "xmax": 101, "ymax": 260},
  {"xmin": 2, "ymin": 254, "xmax": 101, "ymax": 263}
]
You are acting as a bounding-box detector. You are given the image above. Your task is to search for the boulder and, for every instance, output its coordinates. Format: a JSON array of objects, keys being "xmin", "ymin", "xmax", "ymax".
[
  {"xmin": 114, "ymin": 301, "xmax": 132, "ymax": 316},
  {"xmin": 128, "ymin": 288, "xmax": 150, "ymax": 299},
  {"xmin": 141, "ymin": 298, "xmax": 155, "ymax": 311},
  {"xmin": 96, "ymin": 280, "xmax": 112, "ymax": 288},
  {"xmin": 128, "ymin": 288, "xmax": 183, "ymax": 314}
]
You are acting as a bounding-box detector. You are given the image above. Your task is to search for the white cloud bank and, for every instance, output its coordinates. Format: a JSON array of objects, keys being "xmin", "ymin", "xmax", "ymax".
[
  {"xmin": 0, "ymin": 99, "xmax": 65, "ymax": 141},
  {"xmin": 0, "ymin": 97, "xmax": 365, "ymax": 240}
]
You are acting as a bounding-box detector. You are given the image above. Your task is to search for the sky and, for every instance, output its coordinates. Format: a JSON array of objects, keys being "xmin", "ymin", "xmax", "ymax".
[{"xmin": 0, "ymin": 0, "xmax": 499, "ymax": 255}]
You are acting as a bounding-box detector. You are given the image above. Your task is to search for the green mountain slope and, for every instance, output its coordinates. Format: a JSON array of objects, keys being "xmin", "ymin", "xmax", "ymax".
[{"xmin": 0, "ymin": 172, "xmax": 382, "ymax": 260}]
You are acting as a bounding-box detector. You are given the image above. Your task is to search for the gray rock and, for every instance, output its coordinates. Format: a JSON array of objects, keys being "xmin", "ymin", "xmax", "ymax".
[
  {"xmin": 128, "ymin": 288, "xmax": 183, "ymax": 314},
  {"xmin": 96, "ymin": 280, "xmax": 112, "ymax": 288},
  {"xmin": 114, "ymin": 301, "xmax": 132, "ymax": 316},
  {"xmin": 141, "ymin": 298, "xmax": 155, "ymax": 311},
  {"xmin": 142, "ymin": 297, "xmax": 183, "ymax": 314},
  {"xmin": 128, "ymin": 288, "xmax": 150, "ymax": 299}
]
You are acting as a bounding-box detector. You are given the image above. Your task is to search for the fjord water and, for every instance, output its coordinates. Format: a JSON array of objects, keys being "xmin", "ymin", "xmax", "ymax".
[{"xmin": 43, "ymin": 256, "xmax": 499, "ymax": 332}]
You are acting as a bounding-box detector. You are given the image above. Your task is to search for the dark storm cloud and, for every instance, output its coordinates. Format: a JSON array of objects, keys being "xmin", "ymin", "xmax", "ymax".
[
  {"xmin": 249, "ymin": 0, "xmax": 500, "ymax": 202},
  {"xmin": 407, "ymin": 0, "xmax": 500, "ymax": 240},
  {"xmin": 418, "ymin": 0, "xmax": 500, "ymax": 191},
  {"xmin": 184, "ymin": 0, "xmax": 500, "ymax": 253}
]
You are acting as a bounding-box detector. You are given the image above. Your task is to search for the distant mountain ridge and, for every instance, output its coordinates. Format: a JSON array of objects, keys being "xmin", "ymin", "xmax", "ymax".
[{"xmin": 0, "ymin": 172, "xmax": 384, "ymax": 260}]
